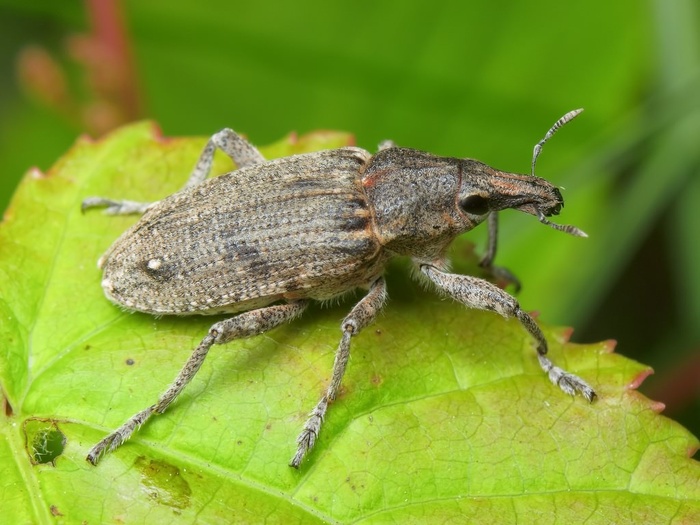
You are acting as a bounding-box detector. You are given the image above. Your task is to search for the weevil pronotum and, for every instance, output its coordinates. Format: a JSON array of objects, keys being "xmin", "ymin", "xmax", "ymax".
[{"xmin": 83, "ymin": 109, "xmax": 595, "ymax": 468}]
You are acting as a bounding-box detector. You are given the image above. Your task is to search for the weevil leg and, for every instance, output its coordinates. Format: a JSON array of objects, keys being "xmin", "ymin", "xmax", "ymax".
[
  {"xmin": 81, "ymin": 197, "xmax": 155, "ymax": 215},
  {"xmin": 80, "ymin": 197, "xmax": 153, "ymax": 215},
  {"xmin": 86, "ymin": 300, "xmax": 308, "ymax": 465},
  {"xmin": 420, "ymin": 265, "xmax": 596, "ymax": 401},
  {"xmin": 478, "ymin": 212, "xmax": 522, "ymax": 292},
  {"xmin": 290, "ymin": 276, "xmax": 387, "ymax": 468},
  {"xmin": 82, "ymin": 128, "xmax": 266, "ymax": 215},
  {"xmin": 184, "ymin": 128, "xmax": 266, "ymax": 189}
]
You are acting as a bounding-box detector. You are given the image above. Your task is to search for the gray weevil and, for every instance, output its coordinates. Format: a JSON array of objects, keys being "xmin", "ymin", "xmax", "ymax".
[{"xmin": 83, "ymin": 109, "xmax": 595, "ymax": 468}]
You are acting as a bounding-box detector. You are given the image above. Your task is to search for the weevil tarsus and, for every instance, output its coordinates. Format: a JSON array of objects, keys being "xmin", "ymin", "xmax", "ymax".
[{"xmin": 80, "ymin": 197, "xmax": 152, "ymax": 215}]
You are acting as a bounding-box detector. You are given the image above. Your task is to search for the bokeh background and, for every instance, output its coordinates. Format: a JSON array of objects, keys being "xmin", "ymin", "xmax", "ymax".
[{"xmin": 1, "ymin": 1, "xmax": 698, "ymax": 442}]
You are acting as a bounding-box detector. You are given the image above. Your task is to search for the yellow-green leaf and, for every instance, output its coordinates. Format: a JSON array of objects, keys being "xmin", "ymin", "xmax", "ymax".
[{"xmin": 1, "ymin": 123, "xmax": 698, "ymax": 524}]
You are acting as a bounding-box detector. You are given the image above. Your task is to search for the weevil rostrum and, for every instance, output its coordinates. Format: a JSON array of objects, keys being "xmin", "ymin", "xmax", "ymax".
[{"xmin": 83, "ymin": 109, "xmax": 595, "ymax": 468}]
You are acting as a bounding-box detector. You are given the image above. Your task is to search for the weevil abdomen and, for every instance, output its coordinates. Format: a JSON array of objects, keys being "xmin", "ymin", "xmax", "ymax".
[{"xmin": 99, "ymin": 147, "xmax": 388, "ymax": 315}]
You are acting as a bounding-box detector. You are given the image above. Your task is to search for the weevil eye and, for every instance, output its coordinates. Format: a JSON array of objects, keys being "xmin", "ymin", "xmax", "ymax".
[{"xmin": 459, "ymin": 194, "xmax": 490, "ymax": 215}]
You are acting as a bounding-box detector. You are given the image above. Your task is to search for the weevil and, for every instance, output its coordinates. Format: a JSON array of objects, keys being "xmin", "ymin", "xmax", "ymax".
[{"xmin": 83, "ymin": 109, "xmax": 595, "ymax": 468}]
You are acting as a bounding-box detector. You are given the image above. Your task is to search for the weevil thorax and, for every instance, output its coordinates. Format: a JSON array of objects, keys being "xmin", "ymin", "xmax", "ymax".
[
  {"xmin": 362, "ymin": 147, "xmax": 569, "ymax": 260},
  {"xmin": 362, "ymin": 147, "xmax": 479, "ymax": 260}
]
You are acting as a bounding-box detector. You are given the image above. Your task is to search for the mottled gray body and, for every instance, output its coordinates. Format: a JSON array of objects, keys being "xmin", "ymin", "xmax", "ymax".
[
  {"xmin": 83, "ymin": 114, "xmax": 595, "ymax": 469},
  {"xmin": 99, "ymin": 148, "xmax": 389, "ymax": 315}
]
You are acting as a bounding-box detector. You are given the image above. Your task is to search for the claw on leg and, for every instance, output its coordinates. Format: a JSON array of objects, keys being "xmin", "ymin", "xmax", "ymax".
[
  {"xmin": 289, "ymin": 397, "xmax": 327, "ymax": 468},
  {"xmin": 538, "ymin": 354, "xmax": 596, "ymax": 402}
]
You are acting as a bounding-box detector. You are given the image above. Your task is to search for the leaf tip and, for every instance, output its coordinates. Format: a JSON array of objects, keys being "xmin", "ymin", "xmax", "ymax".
[
  {"xmin": 29, "ymin": 167, "xmax": 48, "ymax": 180},
  {"xmin": 649, "ymin": 400, "xmax": 666, "ymax": 413},
  {"xmin": 558, "ymin": 326, "xmax": 574, "ymax": 343},
  {"xmin": 601, "ymin": 339, "xmax": 617, "ymax": 353},
  {"xmin": 628, "ymin": 367, "xmax": 654, "ymax": 391}
]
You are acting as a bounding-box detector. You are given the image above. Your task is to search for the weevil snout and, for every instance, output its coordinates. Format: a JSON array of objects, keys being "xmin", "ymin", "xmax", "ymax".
[
  {"xmin": 547, "ymin": 188, "xmax": 564, "ymax": 216},
  {"xmin": 537, "ymin": 186, "xmax": 563, "ymax": 217},
  {"xmin": 526, "ymin": 182, "xmax": 586, "ymax": 237},
  {"xmin": 466, "ymin": 167, "xmax": 585, "ymax": 237}
]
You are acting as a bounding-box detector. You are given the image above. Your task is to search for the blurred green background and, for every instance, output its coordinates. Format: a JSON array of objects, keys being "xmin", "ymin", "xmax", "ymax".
[{"xmin": 1, "ymin": 1, "xmax": 698, "ymax": 441}]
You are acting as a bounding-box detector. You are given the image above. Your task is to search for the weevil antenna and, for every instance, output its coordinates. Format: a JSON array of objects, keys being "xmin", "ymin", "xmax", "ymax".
[
  {"xmin": 531, "ymin": 108, "xmax": 584, "ymax": 177},
  {"xmin": 536, "ymin": 210, "xmax": 588, "ymax": 238}
]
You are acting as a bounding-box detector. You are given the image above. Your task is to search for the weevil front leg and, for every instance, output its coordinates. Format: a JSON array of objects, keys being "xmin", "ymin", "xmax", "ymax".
[
  {"xmin": 82, "ymin": 128, "xmax": 266, "ymax": 215},
  {"xmin": 86, "ymin": 300, "xmax": 308, "ymax": 465},
  {"xmin": 420, "ymin": 264, "xmax": 596, "ymax": 401},
  {"xmin": 478, "ymin": 212, "xmax": 522, "ymax": 292},
  {"xmin": 290, "ymin": 276, "xmax": 388, "ymax": 468}
]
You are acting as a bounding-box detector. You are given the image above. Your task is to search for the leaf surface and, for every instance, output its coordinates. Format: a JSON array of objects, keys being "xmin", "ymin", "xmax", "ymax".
[{"xmin": 1, "ymin": 123, "xmax": 698, "ymax": 524}]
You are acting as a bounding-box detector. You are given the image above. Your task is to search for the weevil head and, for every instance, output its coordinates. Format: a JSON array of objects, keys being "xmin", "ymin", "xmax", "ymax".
[
  {"xmin": 362, "ymin": 147, "xmax": 585, "ymax": 261},
  {"xmin": 457, "ymin": 159, "xmax": 586, "ymax": 237}
]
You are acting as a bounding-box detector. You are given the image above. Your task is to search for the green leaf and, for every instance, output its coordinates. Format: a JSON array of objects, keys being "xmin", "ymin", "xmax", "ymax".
[{"xmin": 1, "ymin": 123, "xmax": 698, "ymax": 524}]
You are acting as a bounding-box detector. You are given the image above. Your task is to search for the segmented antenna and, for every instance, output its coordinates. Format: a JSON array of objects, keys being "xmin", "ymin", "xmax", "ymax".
[
  {"xmin": 531, "ymin": 108, "xmax": 583, "ymax": 176},
  {"xmin": 537, "ymin": 211, "xmax": 588, "ymax": 238}
]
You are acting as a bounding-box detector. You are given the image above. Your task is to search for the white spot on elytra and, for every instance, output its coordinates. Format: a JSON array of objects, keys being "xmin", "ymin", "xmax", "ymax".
[{"xmin": 147, "ymin": 258, "xmax": 162, "ymax": 270}]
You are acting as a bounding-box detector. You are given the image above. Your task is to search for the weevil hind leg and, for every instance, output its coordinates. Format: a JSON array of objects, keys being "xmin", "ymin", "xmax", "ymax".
[
  {"xmin": 420, "ymin": 264, "xmax": 596, "ymax": 401},
  {"xmin": 290, "ymin": 276, "xmax": 387, "ymax": 468},
  {"xmin": 184, "ymin": 128, "xmax": 266, "ymax": 189},
  {"xmin": 86, "ymin": 300, "xmax": 308, "ymax": 465},
  {"xmin": 82, "ymin": 128, "xmax": 266, "ymax": 215}
]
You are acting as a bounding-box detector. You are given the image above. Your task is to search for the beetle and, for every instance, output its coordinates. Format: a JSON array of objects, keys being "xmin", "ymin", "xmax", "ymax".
[{"xmin": 83, "ymin": 109, "xmax": 595, "ymax": 468}]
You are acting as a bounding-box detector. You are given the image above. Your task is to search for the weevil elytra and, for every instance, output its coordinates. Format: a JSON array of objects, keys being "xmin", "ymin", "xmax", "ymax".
[{"xmin": 83, "ymin": 109, "xmax": 595, "ymax": 468}]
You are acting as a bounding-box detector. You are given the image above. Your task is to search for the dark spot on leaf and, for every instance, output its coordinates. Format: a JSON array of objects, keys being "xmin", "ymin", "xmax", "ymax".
[
  {"xmin": 125, "ymin": 358, "xmax": 135, "ymax": 366},
  {"xmin": 4, "ymin": 397, "xmax": 13, "ymax": 416},
  {"xmin": 23, "ymin": 419, "xmax": 66, "ymax": 465},
  {"xmin": 134, "ymin": 456, "xmax": 192, "ymax": 511},
  {"xmin": 50, "ymin": 505, "xmax": 63, "ymax": 517}
]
